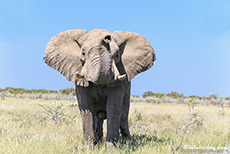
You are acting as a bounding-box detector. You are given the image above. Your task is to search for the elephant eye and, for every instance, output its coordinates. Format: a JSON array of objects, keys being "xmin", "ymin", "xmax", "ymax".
[
  {"xmin": 82, "ymin": 50, "xmax": 85, "ymax": 56},
  {"xmin": 116, "ymin": 54, "xmax": 119, "ymax": 58}
]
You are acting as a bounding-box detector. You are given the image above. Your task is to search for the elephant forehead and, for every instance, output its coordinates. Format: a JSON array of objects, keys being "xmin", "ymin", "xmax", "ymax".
[
  {"xmin": 89, "ymin": 29, "xmax": 112, "ymax": 34},
  {"xmin": 82, "ymin": 30, "xmax": 115, "ymax": 50},
  {"xmin": 88, "ymin": 32, "xmax": 111, "ymax": 41},
  {"xmin": 83, "ymin": 38, "xmax": 119, "ymax": 54},
  {"xmin": 84, "ymin": 30, "xmax": 111, "ymax": 41}
]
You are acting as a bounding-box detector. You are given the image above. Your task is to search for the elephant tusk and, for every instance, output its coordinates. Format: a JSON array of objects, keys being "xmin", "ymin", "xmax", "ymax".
[
  {"xmin": 117, "ymin": 74, "xmax": 126, "ymax": 80},
  {"xmin": 76, "ymin": 72, "xmax": 85, "ymax": 79}
]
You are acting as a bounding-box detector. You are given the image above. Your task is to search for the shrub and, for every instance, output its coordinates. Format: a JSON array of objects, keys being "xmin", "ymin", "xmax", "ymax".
[
  {"xmin": 59, "ymin": 88, "xmax": 75, "ymax": 95},
  {"xmin": 167, "ymin": 91, "xmax": 184, "ymax": 98},
  {"xmin": 39, "ymin": 102, "xmax": 68, "ymax": 124},
  {"xmin": 142, "ymin": 91, "xmax": 155, "ymax": 98},
  {"xmin": 142, "ymin": 91, "xmax": 165, "ymax": 98},
  {"xmin": 189, "ymin": 95, "xmax": 201, "ymax": 99}
]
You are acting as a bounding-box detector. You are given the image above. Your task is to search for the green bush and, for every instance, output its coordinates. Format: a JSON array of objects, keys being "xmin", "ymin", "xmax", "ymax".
[
  {"xmin": 189, "ymin": 95, "xmax": 201, "ymax": 99},
  {"xmin": 142, "ymin": 91, "xmax": 165, "ymax": 98},
  {"xmin": 2, "ymin": 87, "xmax": 58, "ymax": 95},
  {"xmin": 59, "ymin": 88, "xmax": 75, "ymax": 95},
  {"xmin": 153, "ymin": 93, "xmax": 165, "ymax": 98},
  {"xmin": 166, "ymin": 91, "xmax": 184, "ymax": 98}
]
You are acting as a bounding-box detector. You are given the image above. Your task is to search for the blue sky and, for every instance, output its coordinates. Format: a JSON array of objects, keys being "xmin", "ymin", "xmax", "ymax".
[{"xmin": 0, "ymin": 0, "xmax": 229, "ymax": 97}]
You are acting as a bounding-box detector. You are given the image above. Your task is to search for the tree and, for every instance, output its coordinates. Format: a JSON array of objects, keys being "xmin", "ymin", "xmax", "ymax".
[
  {"xmin": 142, "ymin": 91, "xmax": 154, "ymax": 98},
  {"xmin": 59, "ymin": 88, "xmax": 75, "ymax": 95},
  {"xmin": 142, "ymin": 91, "xmax": 165, "ymax": 98},
  {"xmin": 167, "ymin": 91, "xmax": 184, "ymax": 98},
  {"xmin": 189, "ymin": 95, "xmax": 201, "ymax": 99}
]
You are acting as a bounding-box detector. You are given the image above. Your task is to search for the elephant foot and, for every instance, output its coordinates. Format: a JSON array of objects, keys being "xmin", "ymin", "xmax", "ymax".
[
  {"xmin": 106, "ymin": 141, "xmax": 116, "ymax": 149},
  {"xmin": 120, "ymin": 126, "xmax": 130, "ymax": 138},
  {"xmin": 121, "ymin": 131, "xmax": 130, "ymax": 138}
]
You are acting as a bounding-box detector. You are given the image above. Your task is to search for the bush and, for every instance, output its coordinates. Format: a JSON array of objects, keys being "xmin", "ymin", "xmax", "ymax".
[
  {"xmin": 142, "ymin": 91, "xmax": 165, "ymax": 98},
  {"xmin": 142, "ymin": 91, "xmax": 154, "ymax": 98},
  {"xmin": 59, "ymin": 88, "xmax": 75, "ymax": 96},
  {"xmin": 189, "ymin": 95, "xmax": 201, "ymax": 100},
  {"xmin": 3, "ymin": 87, "xmax": 58, "ymax": 95},
  {"xmin": 166, "ymin": 91, "xmax": 184, "ymax": 98}
]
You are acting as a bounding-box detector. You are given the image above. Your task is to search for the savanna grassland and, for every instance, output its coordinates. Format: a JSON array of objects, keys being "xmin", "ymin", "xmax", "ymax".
[{"xmin": 0, "ymin": 97, "xmax": 230, "ymax": 154}]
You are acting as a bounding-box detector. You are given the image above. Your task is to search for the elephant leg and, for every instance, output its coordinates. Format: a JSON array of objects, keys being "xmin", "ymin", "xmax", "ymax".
[
  {"xmin": 120, "ymin": 84, "xmax": 130, "ymax": 138},
  {"xmin": 120, "ymin": 91, "xmax": 130, "ymax": 138},
  {"xmin": 120, "ymin": 114, "xmax": 130, "ymax": 138},
  {"xmin": 81, "ymin": 109, "xmax": 97, "ymax": 145},
  {"xmin": 94, "ymin": 116, "xmax": 103, "ymax": 142},
  {"xmin": 106, "ymin": 96, "xmax": 122, "ymax": 147},
  {"xmin": 76, "ymin": 86, "xmax": 97, "ymax": 145}
]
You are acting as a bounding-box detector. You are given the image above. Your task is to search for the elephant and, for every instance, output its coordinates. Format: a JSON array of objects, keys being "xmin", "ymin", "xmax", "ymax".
[{"xmin": 44, "ymin": 29, "xmax": 156, "ymax": 147}]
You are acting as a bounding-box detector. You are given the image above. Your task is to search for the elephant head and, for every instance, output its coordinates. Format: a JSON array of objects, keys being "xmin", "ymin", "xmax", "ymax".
[{"xmin": 44, "ymin": 29, "xmax": 156, "ymax": 87}]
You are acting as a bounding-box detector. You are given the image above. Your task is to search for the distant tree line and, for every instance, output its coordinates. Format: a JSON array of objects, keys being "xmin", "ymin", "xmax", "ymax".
[
  {"xmin": 142, "ymin": 91, "xmax": 229, "ymax": 100},
  {"xmin": 0, "ymin": 87, "xmax": 229, "ymax": 100},
  {"xmin": 0, "ymin": 87, "xmax": 75, "ymax": 96}
]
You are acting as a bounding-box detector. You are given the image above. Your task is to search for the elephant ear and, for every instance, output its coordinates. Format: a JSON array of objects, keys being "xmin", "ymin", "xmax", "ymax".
[
  {"xmin": 44, "ymin": 30, "xmax": 89, "ymax": 87},
  {"xmin": 113, "ymin": 31, "xmax": 156, "ymax": 81}
]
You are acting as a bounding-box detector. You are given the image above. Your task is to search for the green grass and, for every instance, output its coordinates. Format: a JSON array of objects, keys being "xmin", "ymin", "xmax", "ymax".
[{"xmin": 0, "ymin": 98, "xmax": 230, "ymax": 154}]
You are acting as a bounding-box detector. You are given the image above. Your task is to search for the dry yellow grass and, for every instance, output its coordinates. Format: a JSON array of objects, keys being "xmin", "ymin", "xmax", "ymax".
[{"xmin": 0, "ymin": 97, "xmax": 230, "ymax": 154}]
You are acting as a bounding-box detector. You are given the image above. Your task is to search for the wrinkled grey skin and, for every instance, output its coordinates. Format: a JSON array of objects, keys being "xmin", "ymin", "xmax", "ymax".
[{"xmin": 44, "ymin": 29, "xmax": 156, "ymax": 147}]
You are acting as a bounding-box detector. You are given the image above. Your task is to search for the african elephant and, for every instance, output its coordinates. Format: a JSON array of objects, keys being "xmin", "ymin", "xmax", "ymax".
[{"xmin": 44, "ymin": 29, "xmax": 156, "ymax": 147}]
